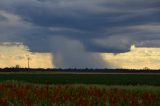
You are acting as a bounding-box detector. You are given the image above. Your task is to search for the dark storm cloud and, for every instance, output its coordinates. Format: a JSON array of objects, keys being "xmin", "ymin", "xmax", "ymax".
[
  {"xmin": 0, "ymin": 15, "xmax": 6, "ymax": 21},
  {"xmin": 0, "ymin": 0, "xmax": 160, "ymax": 67},
  {"xmin": 50, "ymin": 36, "xmax": 111, "ymax": 68}
]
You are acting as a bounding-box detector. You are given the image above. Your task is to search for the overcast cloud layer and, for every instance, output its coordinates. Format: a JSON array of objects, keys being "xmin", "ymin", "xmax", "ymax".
[{"xmin": 0, "ymin": 0, "xmax": 160, "ymax": 68}]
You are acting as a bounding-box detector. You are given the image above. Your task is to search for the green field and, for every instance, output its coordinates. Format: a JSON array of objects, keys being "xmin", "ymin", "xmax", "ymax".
[
  {"xmin": 0, "ymin": 72, "xmax": 160, "ymax": 105},
  {"xmin": 0, "ymin": 72, "xmax": 160, "ymax": 85}
]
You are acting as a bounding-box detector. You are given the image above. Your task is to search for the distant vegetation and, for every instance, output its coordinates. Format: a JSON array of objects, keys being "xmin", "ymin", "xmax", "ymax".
[
  {"xmin": 0, "ymin": 73, "xmax": 160, "ymax": 85},
  {"xmin": 0, "ymin": 68, "xmax": 160, "ymax": 85},
  {"xmin": 0, "ymin": 68, "xmax": 160, "ymax": 73}
]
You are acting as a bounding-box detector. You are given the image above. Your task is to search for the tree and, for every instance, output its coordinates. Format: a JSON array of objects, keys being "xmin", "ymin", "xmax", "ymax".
[
  {"xmin": 143, "ymin": 67, "xmax": 150, "ymax": 70},
  {"xmin": 15, "ymin": 65, "xmax": 20, "ymax": 68}
]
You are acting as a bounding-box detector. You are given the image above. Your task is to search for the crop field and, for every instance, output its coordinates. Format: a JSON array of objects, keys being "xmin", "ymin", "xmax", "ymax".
[
  {"xmin": 0, "ymin": 81, "xmax": 160, "ymax": 106},
  {"xmin": 0, "ymin": 72, "xmax": 160, "ymax": 85},
  {"xmin": 0, "ymin": 72, "xmax": 160, "ymax": 105}
]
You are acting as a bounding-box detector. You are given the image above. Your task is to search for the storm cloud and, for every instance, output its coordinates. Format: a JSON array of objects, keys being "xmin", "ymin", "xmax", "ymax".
[
  {"xmin": 0, "ymin": 0, "xmax": 160, "ymax": 68},
  {"xmin": 50, "ymin": 36, "xmax": 109, "ymax": 68}
]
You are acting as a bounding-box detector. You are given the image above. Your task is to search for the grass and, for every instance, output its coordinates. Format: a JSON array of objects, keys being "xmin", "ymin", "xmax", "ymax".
[
  {"xmin": 0, "ymin": 72, "xmax": 160, "ymax": 105},
  {"xmin": 0, "ymin": 72, "xmax": 160, "ymax": 85},
  {"xmin": 0, "ymin": 81, "xmax": 160, "ymax": 106}
]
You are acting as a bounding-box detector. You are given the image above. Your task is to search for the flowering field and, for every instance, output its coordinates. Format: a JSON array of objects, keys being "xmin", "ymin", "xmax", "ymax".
[{"xmin": 0, "ymin": 82, "xmax": 160, "ymax": 106}]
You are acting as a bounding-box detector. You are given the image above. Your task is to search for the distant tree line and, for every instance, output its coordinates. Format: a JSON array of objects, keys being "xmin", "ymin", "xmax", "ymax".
[{"xmin": 0, "ymin": 68, "xmax": 160, "ymax": 73}]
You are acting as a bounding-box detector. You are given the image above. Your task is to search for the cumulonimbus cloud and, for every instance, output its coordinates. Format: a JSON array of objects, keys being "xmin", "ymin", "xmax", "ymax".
[
  {"xmin": 50, "ymin": 36, "xmax": 111, "ymax": 68},
  {"xmin": 0, "ymin": 0, "xmax": 160, "ymax": 67}
]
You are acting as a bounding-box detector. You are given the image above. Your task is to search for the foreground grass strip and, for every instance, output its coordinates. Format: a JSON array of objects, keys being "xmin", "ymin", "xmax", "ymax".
[{"xmin": 0, "ymin": 81, "xmax": 160, "ymax": 106}]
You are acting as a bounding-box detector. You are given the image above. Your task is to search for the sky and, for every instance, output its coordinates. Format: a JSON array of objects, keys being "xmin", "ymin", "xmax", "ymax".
[
  {"xmin": 0, "ymin": 42, "xmax": 53, "ymax": 68},
  {"xmin": 0, "ymin": 0, "xmax": 160, "ymax": 69}
]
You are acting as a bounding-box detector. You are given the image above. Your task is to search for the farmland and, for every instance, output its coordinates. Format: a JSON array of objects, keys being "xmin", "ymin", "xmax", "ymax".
[
  {"xmin": 0, "ymin": 71, "xmax": 160, "ymax": 105},
  {"xmin": 0, "ymin": 81, "xmax": 160, "ymax": 106},
  {"xmin": 0, "ymin": 72, "xmax": 160, "ymax": 85}
]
